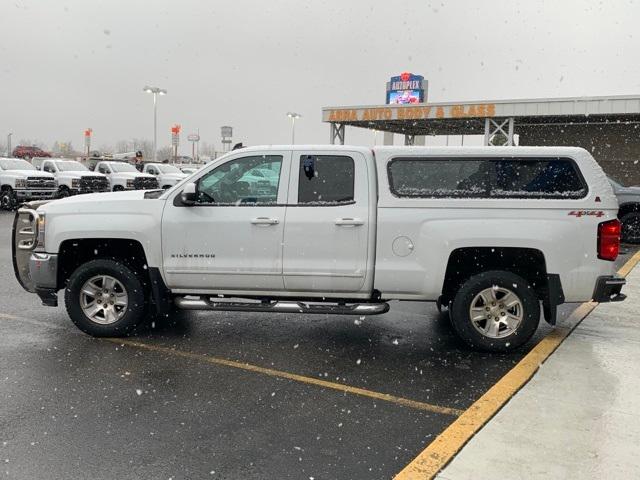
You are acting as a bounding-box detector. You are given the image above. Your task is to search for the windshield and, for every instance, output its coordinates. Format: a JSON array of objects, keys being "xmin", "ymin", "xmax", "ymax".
[
  {"xmin": 55, "ymin": 160, "xmax": 88, "ymax": 172},
  {"xmin": 158, "ymin": 164, "xmax": 182, "ymax": 174},
  {"xmin": 0, "ymin": 159, "xmax": 36, "ymax": 171},
  {"xmin": 110, "ymin": 163, "xmax": 138, "ymax": 173}
]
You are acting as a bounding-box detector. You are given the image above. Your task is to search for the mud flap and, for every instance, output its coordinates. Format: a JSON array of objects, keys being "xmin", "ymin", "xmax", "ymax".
[{"xmin": 543, "ymin": 274, "xmax": 565, "ymax": 325}]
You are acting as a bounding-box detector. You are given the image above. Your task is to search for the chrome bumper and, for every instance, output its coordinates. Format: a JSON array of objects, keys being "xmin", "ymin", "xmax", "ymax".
[
  {"xmin": 15, "ymin": 189, "xmax": 57, "ymax": 200},
  {"xmin": 29, "ymin": 253, "xmax": 58, "ymax": 289}
]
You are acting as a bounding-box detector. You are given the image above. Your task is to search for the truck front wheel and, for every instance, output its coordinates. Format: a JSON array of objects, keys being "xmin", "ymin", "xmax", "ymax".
[
  {"xmin": 449, "ymin": 270, "xmax": 540, "ymax": 352},
  {"xmin": 0, "ymin": 187, "xmax": 16, "ymax": 210},
  {"xmin": 65, "ymin": 259, "xmax": 146, "ymax": 337}
]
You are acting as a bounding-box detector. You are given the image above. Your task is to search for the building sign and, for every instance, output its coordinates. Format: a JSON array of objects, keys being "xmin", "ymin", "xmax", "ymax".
[
  {"xmin": 84, "ymin": 128, "xmax": 92, "ymax": 148},
  {"xmin": 326, "ymin": 103, "xmax": 496, "ymax": 123},
  {"xmin": 386, "ymin": 72, "xmax": 426, "ymax": 104},
  {"xmin": 171, "ymin": 124, "xmax": 181, "ymax": 146}
]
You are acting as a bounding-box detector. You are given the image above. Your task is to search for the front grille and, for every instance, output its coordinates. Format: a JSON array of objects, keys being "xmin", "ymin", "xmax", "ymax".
[
  {"xmin": 26, "ymin": 177, "xmax": 56, "ymax": 189},
  {"xmin": 79, "ymin": 176, "xmax": 109, "ymax": 193},
  {"xmin": 133, "ymin": 177, "xmax": 160, "ymax": 190}
]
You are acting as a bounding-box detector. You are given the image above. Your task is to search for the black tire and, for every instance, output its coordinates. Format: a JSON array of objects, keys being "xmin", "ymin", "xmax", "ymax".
[
  {"xmin": 57, "ymin": 186, "xmax": 71, "ymax": 198},
  {"xmin": 65, "ymin": 259, "xmax": 146, "ymax": 337},
  {"xmin": 0, "ymin": 188, "xmax": 16, "ymax": 211},
  {"xmin": 620, "ymin": 212, "xmax": 640, "ymax": 244},
  {"xmin": 449, "ymin": 270, "xmax": 540, "ymax": 352},
  {"xmin": 113, "ymin": 185, "xmax": 124, "ymax": 192}
]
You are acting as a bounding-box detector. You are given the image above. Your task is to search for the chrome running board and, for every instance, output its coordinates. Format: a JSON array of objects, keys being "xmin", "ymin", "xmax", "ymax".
[{"xmin": 174, "ymin": 296, "xmax": 389, "ymax": 315}]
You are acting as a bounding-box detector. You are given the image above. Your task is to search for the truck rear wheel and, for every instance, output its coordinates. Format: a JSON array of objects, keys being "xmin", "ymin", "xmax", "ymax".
[
  {"xmin": 65, "ymin": 259, "xmax": 146, "ymax": 337},
  {"xmin": 449, "ymin": 270, "xmax": 540, "ymax": 352}
]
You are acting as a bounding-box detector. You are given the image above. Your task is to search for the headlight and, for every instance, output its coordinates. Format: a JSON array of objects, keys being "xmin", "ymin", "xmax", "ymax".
[
  {"xmin": 71, "ymin": 178, "xmax": 80, "ymax": 188},
  {"xmin": 126, "ymin": 179, "xmax": 135, "ymax": 188},
  {"xmin": 35, "ymin": 212, "xmax": 46, "ymax": 252},
  {"xmin": 15, "ymin": 179, "xmax": 26, "ymax": 188}
]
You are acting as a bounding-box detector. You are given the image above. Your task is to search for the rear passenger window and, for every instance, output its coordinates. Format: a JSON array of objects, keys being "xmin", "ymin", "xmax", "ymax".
[
  {"xmin": 298, "ymin": 155, "xmax": 355, "ymax": 204},
  {"xmin": 387, "ymin": 157, "xmax": 587, "ymax": 199}
]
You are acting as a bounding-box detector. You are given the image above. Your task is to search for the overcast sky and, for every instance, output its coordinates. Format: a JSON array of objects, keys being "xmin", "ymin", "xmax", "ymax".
[{"xmin": 1, "ymin": 0, "xmax": 639, "ymax": 153}]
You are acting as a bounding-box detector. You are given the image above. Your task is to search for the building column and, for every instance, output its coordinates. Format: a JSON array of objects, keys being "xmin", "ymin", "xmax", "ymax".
[
  {"xmin": 329, "ymin": 123, "xmax": 345, "ymax": 145},
  {"xmin": 383, "ymin": 132, "xmax": 394, "ymax": 145},
  {"xmin": 484, "ymin": 117, "xmax": 515, "ymax": 146}
]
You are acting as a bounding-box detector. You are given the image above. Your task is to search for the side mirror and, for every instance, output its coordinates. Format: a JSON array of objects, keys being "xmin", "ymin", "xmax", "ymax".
[{"xmin": 181, "ymin": 182, "xmax": 197, "ymax": 205}]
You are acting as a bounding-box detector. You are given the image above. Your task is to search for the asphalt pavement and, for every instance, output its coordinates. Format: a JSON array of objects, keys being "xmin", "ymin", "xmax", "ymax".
[{"xmin": 0, "ymin": 210, "xmax": 635, "ymax": 479}]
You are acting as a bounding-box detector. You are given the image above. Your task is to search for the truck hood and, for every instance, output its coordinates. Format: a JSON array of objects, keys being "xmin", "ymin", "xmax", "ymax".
[
  {"xmin": 111, "ymin": 172, "xmax": 155, "ymax": 179},
  {"xmin": 161, "ymin": 173, "xmax": 188, "ymax": 181},
  {"xmin": 57, "ymin": 171, "xmax": 105, "ymax": 179},
  {"xmin": 1, "ymin": 171, "xmax": 55, "ymax": 179},
  {"xmin": 38, "ymin": 190, "xmax": 158, "ymax": 214}
]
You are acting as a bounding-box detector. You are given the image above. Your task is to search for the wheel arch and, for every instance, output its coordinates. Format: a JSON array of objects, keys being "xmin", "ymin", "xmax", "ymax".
[
  {"xmin": 441, "ymin": 246, "xmax": 563, "ymax": 324},
  {"xmin": 57, "ymin": 238, "xmax": 171, "ymax": 314}
]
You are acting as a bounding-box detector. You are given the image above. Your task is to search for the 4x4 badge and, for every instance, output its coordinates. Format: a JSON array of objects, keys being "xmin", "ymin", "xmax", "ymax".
[{"xmin": 568, "ymin": 210, "xmax": 604, "ymax": 218}]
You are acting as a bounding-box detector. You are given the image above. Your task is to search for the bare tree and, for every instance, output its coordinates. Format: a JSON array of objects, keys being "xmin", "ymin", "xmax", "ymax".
[{"xmin": 156, "ymin": 146, "xmax": 173, "ymax": 162}]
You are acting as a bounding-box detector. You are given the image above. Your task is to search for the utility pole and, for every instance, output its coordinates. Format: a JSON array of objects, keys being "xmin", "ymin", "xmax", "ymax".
[
  {"xmin": 143, "ymin": 86, "xmax": 167, "ymax": 162},
  {"xmin": 286, "ymin": 112, "xmax": 301, "ymax": 144}
]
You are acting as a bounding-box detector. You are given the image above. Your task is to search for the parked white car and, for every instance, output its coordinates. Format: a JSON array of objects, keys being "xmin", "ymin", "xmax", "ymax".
[
  {"xmin": 142, "ymin": 163, "xmax": 187, "ymax": 189},
  {"xmin": 94, "ymin": 161, "xmax": 159, "ymax": 191},
  {"xmin": 0, "ymin": 157, "xmax": 57, "ymax": 209},
  {"xmin": 13, "ymin": 146, "xmax": 626, "ymax": 352},
  {"xmin": 32, "ymin": 158, "xmax": 109, "ymax": 197}
]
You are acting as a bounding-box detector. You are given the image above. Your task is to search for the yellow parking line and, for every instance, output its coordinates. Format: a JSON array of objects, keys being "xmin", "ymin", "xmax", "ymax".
[
  {"xmin": 104, "ymin": 337, "xmax": 464, "ymax": 417},
  {"xmin": 394, "ymin": 250, "xmax": 640, "ymax": 480}
]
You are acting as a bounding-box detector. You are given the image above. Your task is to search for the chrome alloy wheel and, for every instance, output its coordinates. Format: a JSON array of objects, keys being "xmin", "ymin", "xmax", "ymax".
[
  {"xmin": 469, "ymin": 286, "xmax": 523, "ymax": 339},
  {"xmin": 79, "ymin": 275, "xmax": 129, "ymax": 325}
]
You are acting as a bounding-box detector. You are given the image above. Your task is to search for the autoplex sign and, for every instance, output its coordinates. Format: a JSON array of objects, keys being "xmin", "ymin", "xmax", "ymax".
[
  {"xmin": 326, "ymin": 103, "xmax": 497, "ymax": 122},
  {"xmin": 386, "ymin": 72, "xmax": 426, "ymax": 104}
]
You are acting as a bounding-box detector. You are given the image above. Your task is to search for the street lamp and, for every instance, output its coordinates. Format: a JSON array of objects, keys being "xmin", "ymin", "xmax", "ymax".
[
  {"xmin": 6, "ymin": 132, "xmax": 12, "ymax": 157},
  {"xmin": 143, "ymin": 85, "xmax": 167, "ymax": 161},
  {"xmin": 286, "ymin": 112, "xmax": 301, "ymax": 144}
]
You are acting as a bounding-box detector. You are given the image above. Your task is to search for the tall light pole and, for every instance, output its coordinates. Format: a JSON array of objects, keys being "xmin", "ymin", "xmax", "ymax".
[
  {"xmin": 286, "ymin": 112, "xmax": 301, "ymax": 144},
  {"xmin": 6, "ymin": 133, "xmax": 12, "ymax": 157},
  {"xmin": 143, "ymin": 86, "xmax": 167, "ymax": 161}
]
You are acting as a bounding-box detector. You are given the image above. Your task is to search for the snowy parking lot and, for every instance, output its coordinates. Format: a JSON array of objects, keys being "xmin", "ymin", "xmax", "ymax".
[{"xmin": 0, "ymin": 210, "xmax": 637, "ymax": 479}]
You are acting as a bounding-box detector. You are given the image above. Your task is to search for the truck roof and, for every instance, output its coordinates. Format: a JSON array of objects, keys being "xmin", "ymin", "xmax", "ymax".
[{"xmin": 228, "ymin": 144, "xmax": 591, "ymax": 156}]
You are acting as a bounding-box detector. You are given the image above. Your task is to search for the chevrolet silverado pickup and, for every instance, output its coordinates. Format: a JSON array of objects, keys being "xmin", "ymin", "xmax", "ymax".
[
  {"xmin": 1, "ymin": 157, "xmax": 57, "ymax": 210},
  {"xmin": 33, "ymin": 158, "xmax": 110, "ymax": 197},
  {"xmin": 12, "ymin": 146, "xmax": 627, "ymax": 352},
  {"xmin": 94, "ymin": 161, "xmax": 159, "ymax": 191}
]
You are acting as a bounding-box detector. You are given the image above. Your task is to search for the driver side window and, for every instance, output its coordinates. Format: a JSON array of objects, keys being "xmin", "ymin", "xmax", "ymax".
[{"xmin": 196, "ymin": 155, "xmax": 282, "ymax": 205}]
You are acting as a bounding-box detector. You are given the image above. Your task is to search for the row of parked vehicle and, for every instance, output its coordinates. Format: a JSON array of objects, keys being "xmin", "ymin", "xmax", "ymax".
[{"xmin": 0, "ymin": 156, "xmax": 201, "ymax": 210}]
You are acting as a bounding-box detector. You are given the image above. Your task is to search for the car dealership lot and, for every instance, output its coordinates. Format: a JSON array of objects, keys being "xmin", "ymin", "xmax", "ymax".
[{"xmin": 0, "ymin": 210, "xmax": 635, "ymax": 479}]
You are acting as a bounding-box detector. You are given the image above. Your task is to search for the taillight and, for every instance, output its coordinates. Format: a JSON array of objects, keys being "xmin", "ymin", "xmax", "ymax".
[{"xmin": 598, "ymin": 219, "xmax": 621, "ymax": 261}]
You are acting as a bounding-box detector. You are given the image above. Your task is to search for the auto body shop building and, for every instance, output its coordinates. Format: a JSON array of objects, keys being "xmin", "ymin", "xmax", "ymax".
[{"xmin": 323, "ymin": 92, "xmax": 640, "ymax": 185}]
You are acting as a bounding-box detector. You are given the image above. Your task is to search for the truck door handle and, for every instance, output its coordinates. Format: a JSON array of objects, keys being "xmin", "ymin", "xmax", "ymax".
[
  {"xmin": 251, "ymin": 217, "xmax": 279, "ymax": 225},
  {"xmin": 335, "ymin": 217, "xmax": 364, "ymax": 226}
]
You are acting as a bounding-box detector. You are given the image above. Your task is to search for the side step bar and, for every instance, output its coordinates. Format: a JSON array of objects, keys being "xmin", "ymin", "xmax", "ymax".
[{"xmin": 174, "ymin": 296, "xmax": 390, "ymax": 315}]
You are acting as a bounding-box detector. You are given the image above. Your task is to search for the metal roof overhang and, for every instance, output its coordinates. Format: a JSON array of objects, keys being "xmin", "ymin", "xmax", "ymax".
[{"xmin": 322, "ymin": 94, "xmax": 640, "ymax": 136}]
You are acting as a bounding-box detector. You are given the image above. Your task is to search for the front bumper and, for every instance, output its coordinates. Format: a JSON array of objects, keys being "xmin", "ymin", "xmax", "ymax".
[
  {"xmin": 29, "ymin": 253, "xmax": 58, "ymax": 289},
  {"xmin": 592, "ymin": 275, "xmax": 627, "ymax": 303},
  {"xmin": 15, "ymin": 189, "xmax": 57, "ymax": 200},
  {"xmin": 29, "ymin": 253, "xmax": 59, "ymax": 307}
]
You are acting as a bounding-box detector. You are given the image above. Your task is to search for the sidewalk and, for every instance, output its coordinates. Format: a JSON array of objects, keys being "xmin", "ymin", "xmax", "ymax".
[{"xmin": 437, "ymin": 265, "xmax": 640, "ymax": 480}]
